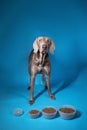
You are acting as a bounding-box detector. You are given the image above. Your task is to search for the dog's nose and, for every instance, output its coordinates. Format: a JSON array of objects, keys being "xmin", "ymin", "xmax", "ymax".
[
  {"xmin": 43, "ymin": 46, "xmax": 47, "ymax": 50},
  {"xmin": 44, "ymin": 46, "xmax": 47, "ymax": 50}
]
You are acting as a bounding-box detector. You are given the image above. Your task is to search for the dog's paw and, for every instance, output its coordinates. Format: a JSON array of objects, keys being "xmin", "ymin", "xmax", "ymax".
[
  {"xmin": 50, "ymin": 95, "xmax": 56, "ymax": 100},
  {"xmin": 27, "ymin": 86, "xmax": 31, "ymax": 90},
  {"xmin": 29, "ymin": 100, "xmax": 34, "ymax": 105},
  {"xmin": 45, "ymin": 85, "xmax": 48, "ymax": 89}
]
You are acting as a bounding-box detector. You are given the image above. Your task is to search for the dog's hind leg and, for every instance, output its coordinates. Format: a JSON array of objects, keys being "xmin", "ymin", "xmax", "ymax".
[
  {"xmin": 42, "ymin": 74, "xmax": 47, "ymax": 89},
  {"xmin": 29, "ymin": 74, "xmax": 36, "ymax": 105},
  {"xmin": 46, "ymin": 74, "xmax": 55, "ymax": 100}
]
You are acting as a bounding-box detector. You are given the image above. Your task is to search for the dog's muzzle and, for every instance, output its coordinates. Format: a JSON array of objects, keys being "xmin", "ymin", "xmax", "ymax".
[
  {"xmin": 42, "ymin": 51, "xmax": 46, "ymax": 54},
  {"xmin": 42, "ymin": 49, "xmax": 47, "ymax": 54}
]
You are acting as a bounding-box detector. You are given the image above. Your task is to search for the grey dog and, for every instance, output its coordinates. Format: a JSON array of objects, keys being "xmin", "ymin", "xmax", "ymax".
[{"xmin": 28, "ymin": 36, "xmax": 55, "ymax": 104}]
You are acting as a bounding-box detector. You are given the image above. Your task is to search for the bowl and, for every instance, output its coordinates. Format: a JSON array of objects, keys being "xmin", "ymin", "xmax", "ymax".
[
  {"xmin": 42, "ymin": 106, "xmax": 57, "ymax": 119},
  {"xmin": 58, "ymin": 105, "xmax": 76, "ymax": 120},
  {"xmin": 13, "ymin": 108, "xmax": 24, "ymax": 116},
  {"xmin": 29, "ymin": 109, "xmax": 40, "ymax": 118}
]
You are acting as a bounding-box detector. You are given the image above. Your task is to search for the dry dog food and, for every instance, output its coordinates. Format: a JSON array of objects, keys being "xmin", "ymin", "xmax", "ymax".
[
  {"xmin": 29, "ymin": 110, "xmax": 39, "ymax": 114},
  {"xmin": 59, "ymin": 108, "xmax": 75, "ymax": 113},
  {"xmin": 42, "ymin": 107, "xmax": 56, "ymax": 113}
]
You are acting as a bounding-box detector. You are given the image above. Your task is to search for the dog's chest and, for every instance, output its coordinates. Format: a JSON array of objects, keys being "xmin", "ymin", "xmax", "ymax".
[
  {"xmin": 37, "ymin": 64, "xmax": 43, "ymax": 72},
  {"xmin": 33, "ymin": 53, "xmax": 50, "ymax": 73}
]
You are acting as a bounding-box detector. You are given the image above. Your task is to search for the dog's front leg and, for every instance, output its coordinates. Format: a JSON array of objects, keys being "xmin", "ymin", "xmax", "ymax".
[
  {"xmin": 46, "ymin": 74, "xmax": 55, "ymax": 100},
  {"xmin": 29, "ymin": 74, "xmax": 35, "ymax": 105}
]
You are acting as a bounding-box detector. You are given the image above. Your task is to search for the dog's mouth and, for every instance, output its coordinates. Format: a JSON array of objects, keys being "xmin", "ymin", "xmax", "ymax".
[{"xmin": 42, "ymin": 50, "xmax": 47, "ymax": 54}]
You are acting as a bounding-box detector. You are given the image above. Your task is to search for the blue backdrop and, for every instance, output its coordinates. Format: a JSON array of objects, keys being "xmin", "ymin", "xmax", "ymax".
[{"xmin": 0, "ymin": 0, "xmax": 87, "ymax": 130}]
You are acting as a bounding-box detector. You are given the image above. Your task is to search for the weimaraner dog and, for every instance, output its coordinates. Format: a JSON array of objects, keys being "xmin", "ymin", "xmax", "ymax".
[{"xmin": 28, "ymin": 36, "xmax": 55, "ymax": 104}]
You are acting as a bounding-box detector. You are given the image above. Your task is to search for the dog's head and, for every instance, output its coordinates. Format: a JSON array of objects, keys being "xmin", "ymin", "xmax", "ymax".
[{"xmin": 33, "ymin": 36, "xmax": 55, "ymax": 54}]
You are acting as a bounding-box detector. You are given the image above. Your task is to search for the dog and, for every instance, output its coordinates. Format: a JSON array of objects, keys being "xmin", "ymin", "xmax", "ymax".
[{"xmin": 28, "ymin": 36, "xmax": 55, "ymax": 104}]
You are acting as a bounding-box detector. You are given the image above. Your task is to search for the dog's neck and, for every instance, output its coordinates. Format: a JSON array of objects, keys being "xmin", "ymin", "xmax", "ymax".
[
  {"xmin": 40, "ymin": 53, "xmax": 46, "ymax": 65},
  {"xmin": 37, "ymin": 51, "xmax": 47, "ymax": 65}
]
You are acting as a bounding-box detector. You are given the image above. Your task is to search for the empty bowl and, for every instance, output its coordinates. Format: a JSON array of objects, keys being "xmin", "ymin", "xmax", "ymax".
[
  {"xmin": 42, "ymin": 106, "xmax": 57, "ymax": 119},
  {"xmin": 13, "ymin": 108, "xmax": 24, "ymax": 116},
  {"xmin": 58, "ymin": 105, "xmax": 76, "ymax": 119},
  {"xmin": 29, "ymin": 109, "xmax": 40, "ymax": 118}
]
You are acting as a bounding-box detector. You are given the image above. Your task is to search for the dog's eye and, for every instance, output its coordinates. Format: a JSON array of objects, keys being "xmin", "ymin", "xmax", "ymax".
[
  {"xmin": 46, "ymin": 39, "xmax": 50, "ymax": 43},
  {"xmin": 39, "ymin": 39, "xmax": 42, "ymax": 42}
]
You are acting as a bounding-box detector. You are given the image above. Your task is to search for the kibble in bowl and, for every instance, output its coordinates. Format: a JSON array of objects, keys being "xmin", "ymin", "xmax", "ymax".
[
  {"xmin": 58, "ymin": 105, "xmax": 76, "ymax": 119},
  {"xmin": 42, "ymin": 107, "xmax": 57, "ymax": 119},
  {"xmin": 29, "ymin": 109, "xmax": 40, "ymax": 118}
]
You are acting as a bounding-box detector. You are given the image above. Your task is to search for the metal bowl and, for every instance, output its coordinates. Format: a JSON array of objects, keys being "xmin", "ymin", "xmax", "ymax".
[
  {"xmin": 42, "ymin": 106, "xmax": 57, "ymax": 119},
  {"xmin": 58, "ymin": 105, "xmax": 76, "ymax": 120}
]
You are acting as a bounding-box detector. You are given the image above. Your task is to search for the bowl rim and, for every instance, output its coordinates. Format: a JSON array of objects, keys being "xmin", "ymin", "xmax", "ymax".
[{"xmin": 58, "ymin": 105, "xmax": 76, "ymax": 115}]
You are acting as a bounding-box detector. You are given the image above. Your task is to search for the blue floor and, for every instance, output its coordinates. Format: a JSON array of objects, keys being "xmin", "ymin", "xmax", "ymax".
[{"xmin": 0, "ymin": 67, "xmax": 87, "ymax": 130}]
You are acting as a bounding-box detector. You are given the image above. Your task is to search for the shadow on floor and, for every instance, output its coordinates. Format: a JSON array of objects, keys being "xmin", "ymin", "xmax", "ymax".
[{"xmin": 75, "ymin": 110, "xmax": 82, "ymax": 119}]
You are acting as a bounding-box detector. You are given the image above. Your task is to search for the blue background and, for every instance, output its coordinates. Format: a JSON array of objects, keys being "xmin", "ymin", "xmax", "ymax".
[{"xmin": 0, "ymin": 0, "xmax": 87, "ymax": 130}]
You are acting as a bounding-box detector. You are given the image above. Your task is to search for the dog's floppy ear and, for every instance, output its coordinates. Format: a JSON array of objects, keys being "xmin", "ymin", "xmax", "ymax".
[
  {"xmin": 33, "ymin": 38, "xmax": 39, "ymax": 53},
  {"xmin": 49, "ymin": 40, "xmax": 55, "ymax": 54}
]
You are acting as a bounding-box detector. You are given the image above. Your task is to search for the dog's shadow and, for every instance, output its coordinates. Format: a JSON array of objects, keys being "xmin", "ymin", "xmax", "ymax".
[
  {"xmin": 34, "ymin": 77, "xmax": 76, "ymax": 101},
  {"xmin": 34, "ymin": 73, "xmax": 79, "ymax": 101},
  {"xmin": 34, "ymin": 55, "xmax": 82, "ymax": 101},
  {"xmin": 34, "ymin": 88, "xmax": 47, "ymax": 100}
]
